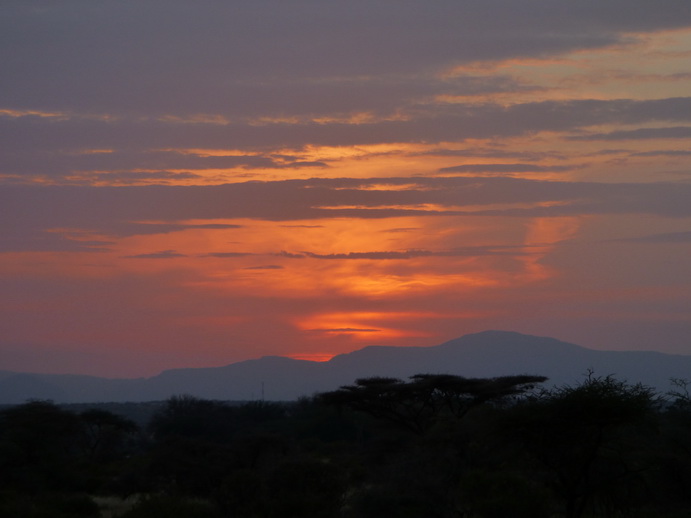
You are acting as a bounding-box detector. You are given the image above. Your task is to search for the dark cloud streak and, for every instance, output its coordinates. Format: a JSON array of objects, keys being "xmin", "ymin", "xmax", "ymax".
[
  {"xmin": 569, "ymin": 126, "xmax": 691, "ymax": 141},
  {"xmin": 3, "ymin": 99, "xmax": 691, "ymax": 164},
  {"xmin": 296, "ymin": 247, "xmax": 532, "ymax": 260},
  {"xmin": 613, "ymin": 231, "xmax": 691, "ymax": 243},
  {"xmin": 5, "ymin": 177, "xmax": 691, "ymax": 252},
  {"xmin": 439, "ymin": 163, "xmax": 576, "ymax": 173},
  {"xmin": 6, "ymin": 1, "xmax": 689, "ymax": 116},
  {"xmin": 122, "ymin": 250, "xmax": 187, "ymax": 259}
]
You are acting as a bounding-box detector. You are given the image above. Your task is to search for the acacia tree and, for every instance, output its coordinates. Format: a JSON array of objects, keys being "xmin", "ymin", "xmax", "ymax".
[
  {"xmin": 668, "ymin": 377, "xmax": 691, "ymax": 407},
  {"xmin": 654, "ymin": 378, "xmax": 691, "ymax": 512},
  {"xmin": 317, "ymin": 374, "xmax": 547, "ymax": 517},
  {"xmin": 148, "ymin": 395, "xmax": 238, "ymax": 442},
  {"xmin": 0, "ymin": 400, "xmax": 84, "ymax": 492},
  {"xmin": 318, "ymin": 373, "xmax": 547, "ymax": 435},
  {"xmin": 509, "ymin": 373, "xmax": 657, "ymax": 518},
  {"xmin": 80, "ymin": 408, "xmax": 138, "ymax": 461}
]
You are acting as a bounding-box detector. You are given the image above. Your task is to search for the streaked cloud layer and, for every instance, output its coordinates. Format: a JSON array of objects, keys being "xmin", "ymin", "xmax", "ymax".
[{"xmin": 2, "ymin": 1, "xmax": 691, "ymax": 376}]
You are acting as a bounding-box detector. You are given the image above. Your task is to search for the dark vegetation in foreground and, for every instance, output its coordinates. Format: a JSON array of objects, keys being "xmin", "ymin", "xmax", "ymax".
[{"xmin": 2, "ymin": 372, "xmax": 691, "ymax": 518}]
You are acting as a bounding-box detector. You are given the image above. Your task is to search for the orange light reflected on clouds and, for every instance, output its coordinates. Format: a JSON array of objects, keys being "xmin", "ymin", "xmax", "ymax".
[
  {"xmin": 443, "ymin": 28, "xmax": 691, "ymax": 103},
  {"xmin": 58, "ymin": 212, "xmax": 578, "ymax": 306}
]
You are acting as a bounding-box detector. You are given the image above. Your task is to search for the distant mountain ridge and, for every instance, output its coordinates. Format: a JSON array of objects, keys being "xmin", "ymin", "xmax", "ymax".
[{"xmin": 2, "ymin": 331, "xmax": 690, "ymax": 404}]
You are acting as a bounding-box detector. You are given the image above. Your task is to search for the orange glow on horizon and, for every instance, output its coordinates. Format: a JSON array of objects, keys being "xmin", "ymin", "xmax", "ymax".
[
  {"xmin": 296, "ymin": 311, "xmax": 430, "ymax": 341},
  {"xmin": 287, "ymin": 353, "xmax": 336, "ymax": 362}
]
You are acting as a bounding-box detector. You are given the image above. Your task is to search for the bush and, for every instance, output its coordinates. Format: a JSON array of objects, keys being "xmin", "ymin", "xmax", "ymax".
[
  {"xmin": 0, "ymin": 491, "xmax": 100, "ymax": 518},
  {"xmin": 120, "ymin": 494, "xmax": 221, "ymax": 518}
]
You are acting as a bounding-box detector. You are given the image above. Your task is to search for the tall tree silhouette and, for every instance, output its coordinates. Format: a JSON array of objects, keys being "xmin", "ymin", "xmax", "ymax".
[
  {"xmin": 318, "ymin": 373, "xmax": 547, "ymax": 434},
  {"xmin": 509, "ymin": 374, "xmax": 657, "ymax": 518}
]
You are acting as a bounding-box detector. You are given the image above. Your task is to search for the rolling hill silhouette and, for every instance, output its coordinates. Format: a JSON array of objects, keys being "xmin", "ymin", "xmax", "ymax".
[{"xmin": 2, "ymin": 331, "xmax": 689, "ymax": 404}]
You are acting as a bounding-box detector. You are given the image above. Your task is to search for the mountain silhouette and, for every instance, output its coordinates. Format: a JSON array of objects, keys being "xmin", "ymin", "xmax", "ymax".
[{"xmin": 1, "ymin": 331, "xmax": 690, "ymax": 404}]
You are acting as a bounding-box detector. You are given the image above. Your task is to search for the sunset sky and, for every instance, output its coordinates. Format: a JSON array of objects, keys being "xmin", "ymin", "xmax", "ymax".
[{"xmin": 2, "ymin": 1, "xmax": 691, "ymax": 378}]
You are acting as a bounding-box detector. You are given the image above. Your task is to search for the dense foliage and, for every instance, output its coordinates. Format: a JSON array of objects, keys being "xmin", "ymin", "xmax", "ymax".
[{"xmin": 2, "ymin": 373, "xmax": 691, "ymax": 517}]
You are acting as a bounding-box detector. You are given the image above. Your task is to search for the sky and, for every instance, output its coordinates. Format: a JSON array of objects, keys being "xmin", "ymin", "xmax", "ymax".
[{"xmin": 2, "ymin": 1, "xmax": 691, "ymax": 378}]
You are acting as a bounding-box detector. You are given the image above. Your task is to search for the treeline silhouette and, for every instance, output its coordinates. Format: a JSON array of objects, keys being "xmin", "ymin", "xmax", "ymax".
[{"xmin": 1, "ymin": 372, "xmax": 691, "ymax": 517}]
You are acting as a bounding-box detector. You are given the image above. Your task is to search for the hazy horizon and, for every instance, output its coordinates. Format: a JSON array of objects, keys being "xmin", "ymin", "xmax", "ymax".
[
  {"xmin": 2, "ymin": 2, "xmax": 691, "ymax": 378},
  {"xmin": 4, "ymin": 329, "xmax": 691, "ymax": 381}
]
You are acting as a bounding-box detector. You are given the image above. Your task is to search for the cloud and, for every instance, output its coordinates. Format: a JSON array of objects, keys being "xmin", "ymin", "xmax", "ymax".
[
  {"xmin": 438, "ymin": 163, "xmax": 575, "ymax": 174},
  {"xmin": 184, "ymin": 223, "xmax": 243, "ymax": 230},
  {"xmin": 119, "ymin": 222, "xmax": 244, "ymax": 236},
  {"xmin": 0, "ymin": 146, "xmax": 330, "ymax": 182},
  {"xmin": 275, "ymin": 251, "xmax": 308, "ymax": 259},
  {"xmin": 0, "ymin": 231, "xmax": 114, "ymax": 253},
  {"xmin": 630, "ymin": 150, "xmax": 691, "ymax": 157},
  {"xmin": 614, "ymin": 231, "xmax": 691, "ymax": 243},
  {"xmin": 381, "ymin": 227, "xmax": 421, "ymax": 233},
  {"xmin": 308, "ymin": 328, "xmax": 381, "ymax": 334},
  {"xmin": 8, "ymin": 2, "xmax": 690, "ymax": 116},
  {"xmin": 3, "ymin": 99, "xmax": 691, "ymax": 161},
  {"xmin": 295, "ymin": 247, "xmax": 531, "ymax": 260},
  {"xmin": 279, "ymin": 225, "xmax": 325, "ymax": 229},
  {"xmin": 4, "ymin": 176, "xmax": 691, "ymax": 252},
  {"xmin": 570, "ymin": 126, "xmax": 691, "ymax": 141},
  {"xmin": 122, "ymin": 250, "xmax": 187, "ymax": 259},
  {"xmin": 201, "ymin": 252, "xmax": 254, "ymax": 258},
  {"xmin": 83, "ymin": 171, "xmax": 204, "ymax": 185},
  {"xmin": 243, "ymin": 265, "xmax": 284, "ymax": 270}
]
